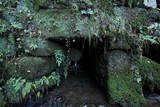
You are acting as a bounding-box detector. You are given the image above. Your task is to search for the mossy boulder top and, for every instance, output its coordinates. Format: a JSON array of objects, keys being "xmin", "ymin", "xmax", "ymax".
[{"xmin": 33, "ymin": 9, "xmax": 101, "ymax": 39}]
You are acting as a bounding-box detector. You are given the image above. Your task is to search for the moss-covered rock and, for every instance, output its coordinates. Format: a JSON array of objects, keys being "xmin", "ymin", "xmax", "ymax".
[
  {"xmin": 20, "ymin": 37, "xmax": 82, "ymax": 62},
  {"xmin": 106, "ymin": 70, "xmax": 145, "ymax": 106},
  {"xmin": 20, "ymin": 37, "xmax": 66, "ymax": 56},
  {"xmin": 0, "ymin": 37, "xmax": 17, "ymax": 57},
  {"xmin": 6, "ymin": 57, "xmax": 57, "ymax": 80},
  {"xmin": 93, "ymin": 50, "xmax": 145, "ymax": 106},
  {"xmin": 136, "ymin": 56, "xmax": 160, "ymax": 92},
  {"xmin": 33, "ymin": 9, "xmax": 100, "ymax": 39}
]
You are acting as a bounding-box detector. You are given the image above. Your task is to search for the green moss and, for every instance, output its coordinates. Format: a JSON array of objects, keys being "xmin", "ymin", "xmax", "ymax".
[
  {"xmin": 106, "ymin": 69, "xmax": 146, "ymax": 106},
  {"xmin": 94, "ymin": 51, "xmax": 146, "ymax": 106},
  {"xmin": 136, "ymin": 56, "xmax": 160, "ymax": 91},
  {"xmin": 34, "ymin": 9, "xmax": 101, "ymax": 39},
  {"xmin": 34, "ymin": 9, "xmax": 74, "ymax": 38}
]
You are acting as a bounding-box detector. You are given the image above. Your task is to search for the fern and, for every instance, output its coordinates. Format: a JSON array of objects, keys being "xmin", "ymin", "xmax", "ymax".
[
  {"xmin": 156, "ymin": 8, "xmax": 160, "ymax": 11},
  {"xmin": 140, "ymin": 35, "xmax": 158, "ymax": 44},
  {"xmin": 5, "ymin": 71, "xmax": 61, "ymax": 103},
  {"xmin": 139, "ymin": 26, "xmax": 159, "ymax": 44},
  {"xmin": 22, "ymin": 82, "xmax": 32, "ymax": 98}
]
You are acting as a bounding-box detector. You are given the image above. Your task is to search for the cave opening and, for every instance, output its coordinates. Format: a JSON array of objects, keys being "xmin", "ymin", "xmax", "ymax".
[
  {"xmin": 142, "ymin": 43, "xmax": 160, "ymax": 101},
  {"xmin": 143, "ymin": 44, "xmax": 160, "ymax": 63},
  {"xmin": 23, "ymin": 37, "xmax": 160, "ymax": 107},
  {"xmin": 23, "ymin": 38, "xmax": 111, "ymax": 107}
]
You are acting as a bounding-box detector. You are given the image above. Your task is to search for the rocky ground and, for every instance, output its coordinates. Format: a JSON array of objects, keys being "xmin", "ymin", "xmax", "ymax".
[{"xmin": 23, "ymin": 71, "xmax": 160, "ymax": 107}]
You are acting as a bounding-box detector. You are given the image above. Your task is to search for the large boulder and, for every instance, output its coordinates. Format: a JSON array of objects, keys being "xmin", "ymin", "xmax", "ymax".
[
  {"xmin": 107, "ymin": 50, "xmax": 132, "ymax": 72},
  {"xmin": 20, "ymin": 37, "xmax": 82, "ymax": 62},
  {"xmin": 6, "ymin": 57, "xmax": 57, "ymax": 80},
  {"xmin": 92, "ymin": 50, "xmax": 145, "ymax": 106},
  {"xmin": 20, "ymin": 37, "xmax": 66, "ymax": 56},
  {"xmin": 33, "ymin": 9, "xmax": 100, "ymax": 39}
]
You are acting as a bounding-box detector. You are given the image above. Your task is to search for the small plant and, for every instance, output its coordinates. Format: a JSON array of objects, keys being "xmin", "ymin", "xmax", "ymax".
[
  {"xmin": 140, "ymin": 35, "xmax": 158, "ymax": 44},
  {"xmin": 54, "ymin": 50, "xmax": 65, "ymax": 67},
  {"xmin": 0, "ymin": 51, "xmax": 4, "ymax": 62},
  {"xmin": 156, "ymin": 8, "xmax": 160, "ymax": 11},
  {"xmin": 139, "ymin": 26, "xmax": 159, "ymax": 44},
  {"xmin": 63, "ymin": 71, "xmax": 68, "ymax": 79},
  {"xmin": 36, "ymin": 91, "xmax": 43, "ymax": 99},
  {"xmin": 133, "ymin": 69, "xmax": 142, "ymax": 83},
  {"xmin": 0, "ymin": 19, "xmax": 8, "ymax": 34},
  {"xmin": 24, "ymin": 38, "xmax": 39, "ymax": 53}
]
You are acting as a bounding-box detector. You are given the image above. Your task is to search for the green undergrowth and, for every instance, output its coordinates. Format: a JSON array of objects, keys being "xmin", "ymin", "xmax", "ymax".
[{"xmin": 4, "ymin": 72, "xmax": 60, "ymax": 103}]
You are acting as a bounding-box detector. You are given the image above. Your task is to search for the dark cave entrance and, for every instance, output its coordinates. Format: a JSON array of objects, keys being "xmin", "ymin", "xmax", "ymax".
[
  {"xmin": 143, "ymin": 44, "xmax": 160, "ymax": 63},
  {"xmin": 24, "ymin": 37, "xmax": 160, "ymax": 106},
  {"xmin": 142, "ymin": 43, "xmax": 160, "ymax": 96},
  {"xmin": 157, "ymin": 0, "xmax": 160, "ymax": 8},
  {"xmin": 25, "ymin": 38, "xmax": 109, "ymax": 107}
]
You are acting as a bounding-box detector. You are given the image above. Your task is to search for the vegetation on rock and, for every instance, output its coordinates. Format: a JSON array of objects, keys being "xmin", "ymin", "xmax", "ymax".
[{"xmin": 0, "ymin": 0, "xmax": 160, "ymax": 106}]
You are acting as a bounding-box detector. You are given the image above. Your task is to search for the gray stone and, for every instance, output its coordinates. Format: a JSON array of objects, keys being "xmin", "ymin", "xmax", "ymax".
[
  {"xmin": 109, "ymin": 35, "xmax": 131, "ymax": 50},
  {"xmin": 92, "ymin": 50, "xmax": 145, "ymax": 106},
  {"xmin": 107, "ymin": 50, "xmax": 131, "ymax": 72},
  {"xmin": 6, "ymin": 57, "xmax": 57, "ymax": 80},
  {"xmin": 21, "ymin": 37, "xmax": 82, "ymax": 62},
  {"xmin": 21, "ymin": 37, "xmax": 66, "ymax": 56},
  {"xmin": 33, "ymin": 9, "xmax": 100, "ymax": 39}
]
